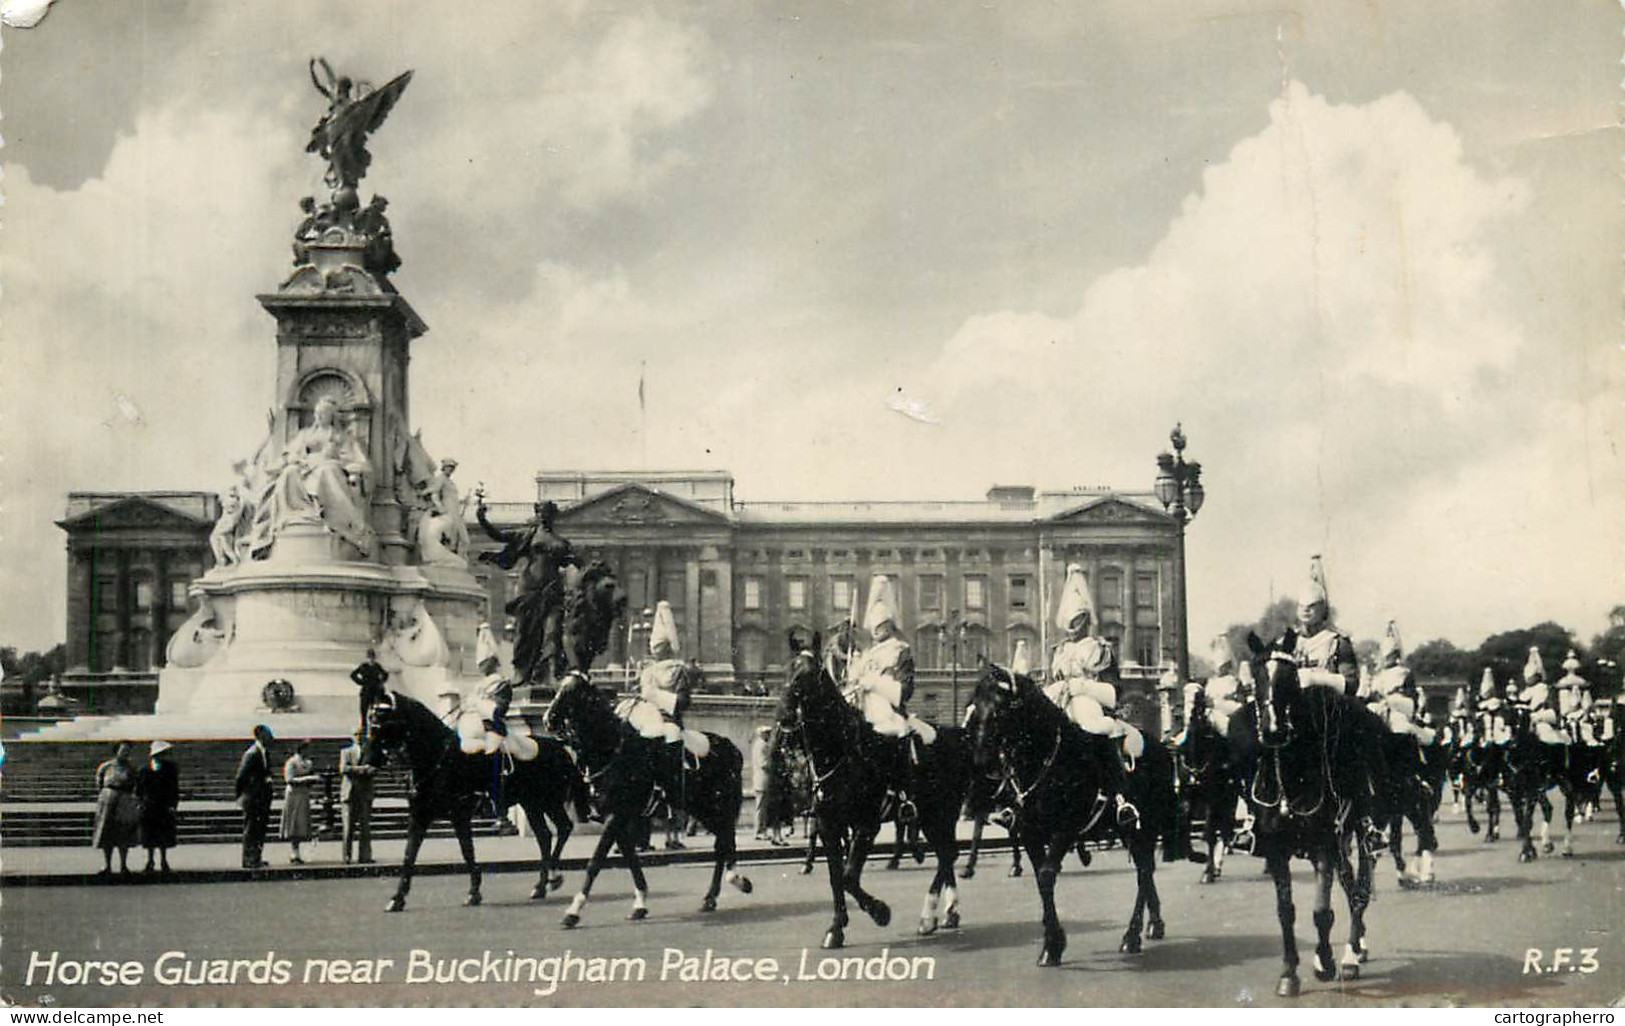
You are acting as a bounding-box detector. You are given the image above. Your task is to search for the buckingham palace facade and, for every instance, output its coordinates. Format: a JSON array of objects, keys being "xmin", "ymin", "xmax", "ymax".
[{"xmin": 473, "ymin": 471, "xmax": 1184, "ymax": 725}]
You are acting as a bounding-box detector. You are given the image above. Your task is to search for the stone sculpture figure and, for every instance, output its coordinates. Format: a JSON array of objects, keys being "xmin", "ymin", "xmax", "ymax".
[
  {"xmin": 210, "ymin": 487, "xmax": 247, "ymax": 567},
  {"xmin": 248, "ymin": 397, "xmax": 376, "ymax": 559}
]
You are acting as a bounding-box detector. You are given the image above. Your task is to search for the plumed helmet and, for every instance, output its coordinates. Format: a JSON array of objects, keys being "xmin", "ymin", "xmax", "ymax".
[
  {"xmin": 1300, "ymin": 554, "xmax": 1330, "ymax": 608},
  {"xmin": 1208, "ymin": 633, "xmax": 1235, "ymax": 673},
  {"xmin": 1011, "ymin": 638, "xmax": 1032, "ymax": 676},
  {"xmin": 1479, "ymin": 666, "xmax": 1497, "ymax": 698},
  {"xmin": 1522, "ymin": 646, "xmax": 1545, "ymax": 684},
  {"xmin": 862, "ymin": 575, "xmax": 901, "ymax": 635},
  {"xmin": 650, "ymin": 600, "xmax": 680, "ymax": 654},
  {"xmin": 1380, "ymin": 620, "xmax": 1403, "ymax": 662},
  {"xmin": 1054, "ymin": 564, "xmax": 1096, "ymax": 632}
]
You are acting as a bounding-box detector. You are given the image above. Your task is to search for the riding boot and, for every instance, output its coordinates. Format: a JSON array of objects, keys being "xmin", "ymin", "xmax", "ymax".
[
  {"xmin": 1103, "ymin": 737, "xmax": 1141, "ymax": 831},
  {"xmin": 892, "ymin": 736, "xmax": 918, "ymax": 825}
]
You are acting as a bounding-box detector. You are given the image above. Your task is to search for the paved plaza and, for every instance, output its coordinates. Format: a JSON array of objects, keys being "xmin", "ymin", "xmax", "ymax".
[{"xmin": 4, "ymin": 811, "xmax": 1622, "ymax": 1007}]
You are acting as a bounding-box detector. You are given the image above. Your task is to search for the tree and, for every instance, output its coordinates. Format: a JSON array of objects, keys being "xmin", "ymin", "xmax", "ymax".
[
  {"xmin": 1475, "ymin": 622, "xmax": 1579, "ymax": 686},
  {"xmin": 1408, "ymin": 638, "xmax": 1474, "ymax": 682}
]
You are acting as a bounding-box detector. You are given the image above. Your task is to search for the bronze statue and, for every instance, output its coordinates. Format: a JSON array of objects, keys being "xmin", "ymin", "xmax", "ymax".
[
  {"xmin": 306, "ymin": 58, "xmax": 413, "ymax": 193},
  {"xmin": 475, "ymin": 491, "xmax": 581, "ymax": 687}
]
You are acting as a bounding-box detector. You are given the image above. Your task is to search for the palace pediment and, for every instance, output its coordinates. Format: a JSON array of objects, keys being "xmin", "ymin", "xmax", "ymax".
[
  {"xmin": 1045, "ymin": 496, "xmax": 1170, "ymax": 527},
  {"xmin": 557, "ymin": 483, "xmax": 732, "ymax": 527},
  {"xmin": 57, "ymin": 494, "xmax": 217, "ymax": 534}
]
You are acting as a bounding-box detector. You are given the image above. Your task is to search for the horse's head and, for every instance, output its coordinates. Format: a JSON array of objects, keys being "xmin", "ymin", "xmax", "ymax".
[
  {"xmin": 776, "ymin": 628, "xmax": 824, "ymax": 733},
  {"xmin": 1247, "ymin": 629, "xmax": 1300, "ymax": 745},
  {"xmin": 968, "ymin": 661, "xmax": 1028, "ymax": 771},
  {"xmin": 542, "ymin": 669, "xmax": 598, "ymax": 743},
  {"xmin": 364, "ymin": 691, "xmax": 410, "ymax": 763}
]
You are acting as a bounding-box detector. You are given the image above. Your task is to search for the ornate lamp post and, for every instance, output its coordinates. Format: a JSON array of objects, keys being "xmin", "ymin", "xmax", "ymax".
[{"xmin": 1153, "ymin": 423, "xmax": 1205, "ymax": 687}]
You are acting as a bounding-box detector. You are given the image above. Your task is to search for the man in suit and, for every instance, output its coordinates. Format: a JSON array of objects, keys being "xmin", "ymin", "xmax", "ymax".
[
  {"xmin": 235, "ymin": 724, "xmax": 275, "ymax": 869},
  {"xmin": 350, "ymin": 649, "xmax": 389, "ymax": 735},
  {"xmin": 338, "ymin": 730, "xmax": 376, "ymax": 864}
]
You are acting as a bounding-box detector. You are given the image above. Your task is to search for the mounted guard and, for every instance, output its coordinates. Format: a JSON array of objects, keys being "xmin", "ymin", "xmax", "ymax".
[
  {"xmin": 1290, "ymin": 555, "xmax": 1391, "ymax": 850},
  {"xmin": 1368, "ymin": 621, "xmax": 1436, "ymax": 745},
  {"xmin": 1043, "ymin": 563, "xmax": 1139, "ymax": 829},
  {"xmin": 620, "ymin": 601, "xmax": 711, "ymax": 764},
  {"xmin": 1555, "ymin": 651, "xmax": 1595, "ymax": 745},
  {"xmin": 1200, "ymin": 633, "xmax": 1247, "ymax": 737},
  {"xmin": 457, "ymin": 622, "xmax": 539, "ymax": 761},
  {"xmin": 1477, "ymin": 667, "xmax": 1512, "ymax": 746},
  {"xmin": 1518, "ymin": 646, "xmax": 1566, "ymax": 747},
  {"xmin": 847, "ymin": 575, "xmax": 936, "ymax": 821}
]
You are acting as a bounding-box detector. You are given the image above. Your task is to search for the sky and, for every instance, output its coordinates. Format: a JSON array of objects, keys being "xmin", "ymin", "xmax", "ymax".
[{"xmin": 2, "ymin": 0, "xmax": 1621, "ymax": 654}]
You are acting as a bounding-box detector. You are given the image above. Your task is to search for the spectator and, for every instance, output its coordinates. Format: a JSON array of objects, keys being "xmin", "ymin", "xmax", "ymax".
[
  {"xmin": 750, "ymin": 726, "xmax": 783, "ymax": 845},
  {"xmin": 351, "ymin": 648, "xmax": 390, "ymax": 735},
  {"xmin": 91, "ymin": 742, "xmax": 141, "ymax": 876},
  {"xmin": 235, "ymin": 724, "xmax": 274, "ymax": 869},
  {"xmin": 280, "ymin": 740, "xmax": 320, "ymax": 864},
  {"xmin": 338, "ymin": 731, "xmax": 376, "ymax": 864},
  {"xmin": 136, "ymin": 740, "xmax": 180, "ymax": 874}
]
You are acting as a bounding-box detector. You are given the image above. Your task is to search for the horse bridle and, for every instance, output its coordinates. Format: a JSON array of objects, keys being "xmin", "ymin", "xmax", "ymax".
[{"xmin": 783, "ymin": 651, "xmax": 851, "ymax": 802}]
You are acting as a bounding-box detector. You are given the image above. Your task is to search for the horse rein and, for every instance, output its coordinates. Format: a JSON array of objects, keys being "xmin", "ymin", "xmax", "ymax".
[{"xmin": 999, "ymin": 727, "xmax": 1063, "ymax": 810}]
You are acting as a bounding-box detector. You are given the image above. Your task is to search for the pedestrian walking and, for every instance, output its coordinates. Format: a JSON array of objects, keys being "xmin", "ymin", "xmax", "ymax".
[
  {"xmin": 281, "ymin": 740, "xmax": 320, "ymax": 863},
  {"xmin": 235, "ymin": 724, "xmax": 274, "ymax": 869},
  {"xmin": 91, "ymin": 742, "xmax": 141, "ymax": 876},
  {"xmin": 136, "ymin": 740, "xmax": 180, "ymax": 874},
  {"xmin": 338, "ymin": 731, "xmax": 376, "ymax": 864}
]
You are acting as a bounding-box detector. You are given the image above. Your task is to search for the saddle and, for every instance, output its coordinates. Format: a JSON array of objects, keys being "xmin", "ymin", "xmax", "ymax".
[
  {"xmin": 616, "ymin": 695, "xmax": 711, "ymax": 759},
  {"xmin": 457, "ymin": 705, "xmax": 540, "ymax": 760}
]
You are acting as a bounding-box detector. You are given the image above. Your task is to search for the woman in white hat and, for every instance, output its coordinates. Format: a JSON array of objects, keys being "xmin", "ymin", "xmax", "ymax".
[
  {"xmin": 1043, "ymin": 564, "xmax": 1138, "ymax": 829},
  {"xmin": 137, "ymin": 741, "xmax": 180, "ymax": 874},
  {"xmin": 625, "ymin": 601, "xmax": 710, "ymax": 760}
]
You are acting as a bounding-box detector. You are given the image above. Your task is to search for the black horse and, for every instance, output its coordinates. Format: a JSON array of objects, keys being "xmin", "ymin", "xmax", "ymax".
[
  {"xmin": 1502, "ymin": 708, "xmax": 1589, "ymax": 861},
  {"xmin": 1244, "ymin": 630, "xmax": 1387, "ymax": 997},
  {"xmin": 366, "ymin": 690, "xmax": 585, "ymax": 912},
  {"xmin": 1374, "ymin": 727, "xmax": 1442, "ymax": 888},
  {"xmin": 1459, "ymin": 735, "xmax": 1506, "ymax": 842},
  {"xmin": 1176, "ymin": 692, "xmax": 1248, "ymax": 884},
  {"xmin": 543, "ymin": 671, "xmax": 751, "ymax": 926},
  {"xmin": 968, "ymin": 663, "xmax": 1179, "ymax": 965},
  {"xmin": 777, "ymin": 634, "xmax": 974, "ymax": 948}
]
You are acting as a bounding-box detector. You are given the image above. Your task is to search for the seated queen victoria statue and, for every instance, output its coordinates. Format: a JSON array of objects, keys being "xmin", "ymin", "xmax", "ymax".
[{"xmin": 246, "ymin": 396, "xmax": 377, "ymax": 560}]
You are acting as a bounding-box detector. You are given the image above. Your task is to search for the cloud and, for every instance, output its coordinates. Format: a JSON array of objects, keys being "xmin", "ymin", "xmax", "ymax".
[{"xmin": 903, "ymin": 82, "xmax": 1614, "ymax": 644}]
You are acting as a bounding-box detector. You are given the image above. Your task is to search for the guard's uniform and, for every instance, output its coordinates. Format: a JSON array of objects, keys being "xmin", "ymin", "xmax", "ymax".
[
  {"xmin": 623, "ymin": 601, "xmax": 710, "ymax": 759},
  {"xmin": 1555, "ymin": 652, "xmax": 1594, "ymax": 744},
  {"xmin": 1517, "ymin": 647, "xmax": 1565, "ymax": 746},
  {"xmin": 1044, "ymin": 562, "xmax": 1140, "ymax": 826},
  {"xmin": 1199, "ymin": 635, "xmax": 1245, "ymax": 737},
  {"xmin": 1293, "ymin": 626, "xmax": 1360, "ymax": 696},
  {"xmin": 1477, "ymin": 668, "xmax": 1511, "ymax": 746},
  {"xmin": 847, "ymin": 575, "xmax": 936, "ymax": 744},
  {"xmin": 1369, "ymin": 622, "xmax": 1435, "ymax": 744}
]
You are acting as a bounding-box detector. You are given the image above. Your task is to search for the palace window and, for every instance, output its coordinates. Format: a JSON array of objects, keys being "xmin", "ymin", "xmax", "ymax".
[
  {"xmin": 134, "ymin": 579, "xmax": 154, "ymax": 612},
  {"xmin": 736, "ymin": 631, "xmax": 767, "ymax": 674},
  {"xmin": 787, "ymin": 577, "xmax": 807, "ymax": 611},
  {"xmin": 1009, "ymin": 575, "xmax": 1030, "ymax": 610},
  {"xmin": 915, "ymin": 629, "xmax": 942, "ymax": 669},
  {"xmin": 660, "ymin": 572, "xmax": 687, "ymax": 608},
  {"xmin": 831, "ymin": 576, "xmax": 854, "ymax": 615},
  {"xmin": 170, "ymin": 581, "xmax": 190, "ymax": 611},
  {"xmin": 918, "ymin": 574, "xmax": 944, "ymax": 612},
  {"xmin": 1135, "ymin": 629, "xmax": 1161, "ymax": 669},
  {"xmin": 743, "ymin": 577, "xmax": 763, "ymax": 611},
  {"xmin": 964, "ymin": 575, "xmax": 986, "ymax": 611}
]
